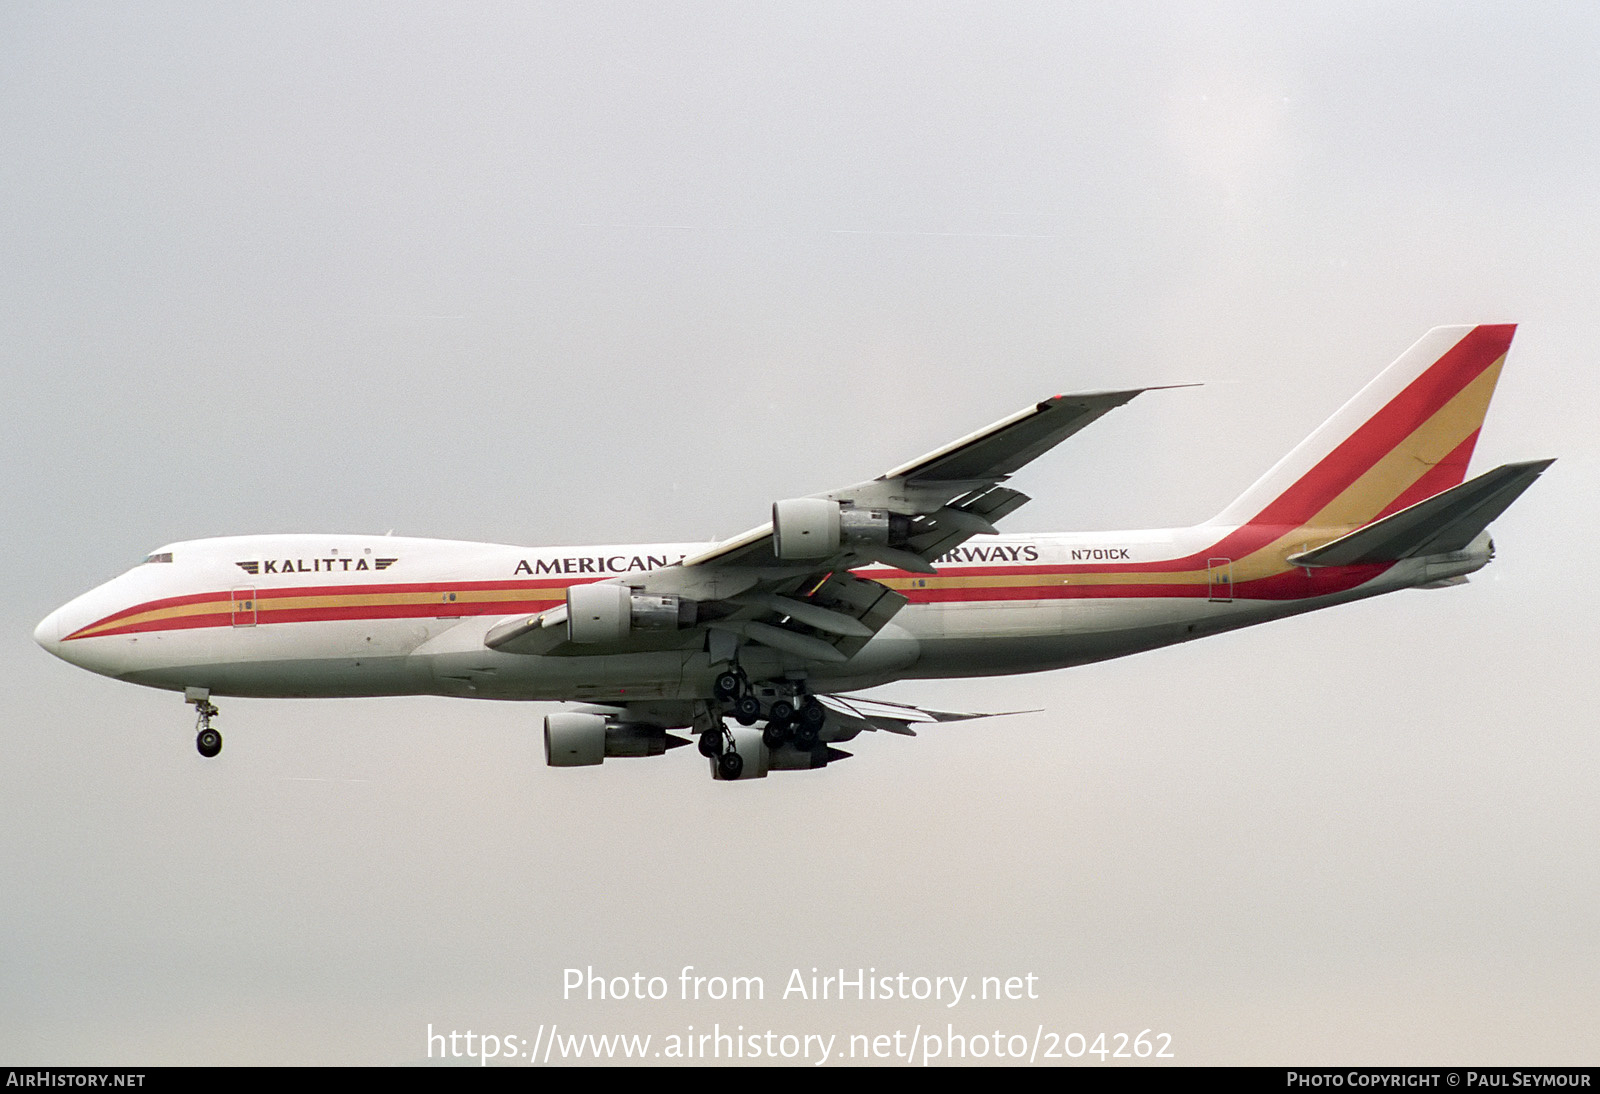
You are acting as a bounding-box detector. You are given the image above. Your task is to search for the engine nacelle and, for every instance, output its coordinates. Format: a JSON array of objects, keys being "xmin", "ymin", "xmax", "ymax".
[
  {"xmin": 566, "ymin": 583, "xmax": 694, "ymax": 644},
  {"xmin": 544, "ymin": 712, "xmax": 683, "ymax": 766},
  {"xmin": 839, "ymin": 506, "xmax": 891, "ymax": 548},
  {"xmin": 772, "ymin": 499, "xmax": 897, "ymax": 560},
  {"xmin": 545, "ymin": 712, "xmax": 607, "ymax": 766},
  {"xmin": 769, "ymin": 744, "xmax": 852, "ymax": 770},
  {"xmin": 772, "ymin": 498, "xmax": 840, "ymax": 560},
  {"xmin": 709, "ymin": 728, "xmax": 852, "ymax": 780}
]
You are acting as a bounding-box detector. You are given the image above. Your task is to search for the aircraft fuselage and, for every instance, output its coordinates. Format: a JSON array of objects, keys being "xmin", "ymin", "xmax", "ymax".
[{"xmin": 35, "ymin": 527, "xmax": 1490, "ymax": 704}]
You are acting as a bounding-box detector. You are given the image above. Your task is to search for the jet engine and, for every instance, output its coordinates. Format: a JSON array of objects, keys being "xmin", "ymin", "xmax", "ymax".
[
  {"xmin": 771, "ymin": 499, "xmax": 900, "ymax": 561},
  {"xmin": 566, "ymin": 583, "xmax": 695, "ymax": 644},
  {"xmin": 709, "ymin": 726, "xmax": 852, "ymax": 780},
  {"xmin": 543, "ymin": 712, "xmax": 685, "ymax": 766}
]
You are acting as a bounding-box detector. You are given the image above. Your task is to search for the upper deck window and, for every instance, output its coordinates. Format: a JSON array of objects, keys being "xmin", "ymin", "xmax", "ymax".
[{"xmin": 143, "ymin": 552, "xmax": 173, "ymax": 564}]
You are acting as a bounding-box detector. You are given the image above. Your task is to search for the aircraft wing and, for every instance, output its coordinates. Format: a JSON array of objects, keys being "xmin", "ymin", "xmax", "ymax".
[
  {"xmin": 485, "ymin": 387, "xmax": 1156, "ymax": 660},
  {"xmin": 677, "ymin": 387, "xmax": 1156, "ymax": 573},
  {"xmin": 815, "ymin": 693, "xmax": 1038, "ymax": 736}
]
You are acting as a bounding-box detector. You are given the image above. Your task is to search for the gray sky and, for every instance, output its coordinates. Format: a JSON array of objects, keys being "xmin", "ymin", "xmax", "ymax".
[{"xmin": 3, "ymin": 1, "xmax": 1595, "ymax": 1065}]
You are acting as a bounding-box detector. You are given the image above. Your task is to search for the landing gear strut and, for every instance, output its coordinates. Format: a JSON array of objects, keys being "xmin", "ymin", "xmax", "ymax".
[
  {"xmin": 793, "ymin": 695, "xmax": 825, "ymax": 749},
  {"xmin": 718, "ymin": 675, "xmax": 832, "ymax": 755},
  {"xmin": 697, "ymin": 713, "xmax": 744, "ymax": 779},
  {"xmin": 194, "ymin": 699, "xmax": 222, "ymax": 758},
  {"xmin": 706, "ymin": 661, "xmax": 835, "ymax": 777}
]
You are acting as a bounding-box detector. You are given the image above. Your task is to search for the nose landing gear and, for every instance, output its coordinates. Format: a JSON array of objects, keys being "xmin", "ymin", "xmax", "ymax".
[{"xmin": 187, "ymin": 688, "xmax": 222, "ymax": 758}]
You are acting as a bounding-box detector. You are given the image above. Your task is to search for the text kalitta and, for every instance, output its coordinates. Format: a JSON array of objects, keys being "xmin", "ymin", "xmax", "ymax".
[{"xmin": 237, "ymin": 557, "xmax": 396, "ymax": 575}]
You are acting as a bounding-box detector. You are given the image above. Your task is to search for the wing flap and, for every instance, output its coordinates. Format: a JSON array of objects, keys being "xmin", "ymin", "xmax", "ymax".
[
  {"xmin": 904, "ymin": 485, "xmax": 1031, "ymax": 560},
  {"xmin": 805, "ymin": 572, "xmax": 909, "ymax": 660},
  {"xmin": 817, "ymin": 693, "xmax": 1036, "ymax": 734}
]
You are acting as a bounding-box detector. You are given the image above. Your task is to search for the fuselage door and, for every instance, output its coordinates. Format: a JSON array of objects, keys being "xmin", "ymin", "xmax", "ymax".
[
  {"xmin": 232, "ymin": 586, "xmax": 258, "ymax": 627},
  {"xmin": 1207, "ymin": 559, "xmax": 1233, "ymax": 603}
]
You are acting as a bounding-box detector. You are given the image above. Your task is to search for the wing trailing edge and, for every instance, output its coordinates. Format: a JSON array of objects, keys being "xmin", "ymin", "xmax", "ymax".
[{"xmin": 817, "ymin": 693, "xmax": 1037, "ymax": 736}]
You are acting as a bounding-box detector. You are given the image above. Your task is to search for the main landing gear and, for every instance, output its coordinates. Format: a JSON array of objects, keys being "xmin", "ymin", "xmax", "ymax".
[
  {"xmin": 703, "ymin": 667, "xmax": 762, "ymax": 778},
  {"xmin": 699, "ymin": 675, "xmax": 739, "ymax": 764},
  {"xmin": 697, "ymin": 710, "xmax": 743, "ymax": 779},
  {"xmin": 703, "ymin": 665, "xmax": 829, "ymax": 774},
  {"xmin": 187, "ymin": 687, "xmax": 222, "ymax": 758},
  {"xmin": 760, "ymin": 695, "xmax": 826, "ymax": 749}
]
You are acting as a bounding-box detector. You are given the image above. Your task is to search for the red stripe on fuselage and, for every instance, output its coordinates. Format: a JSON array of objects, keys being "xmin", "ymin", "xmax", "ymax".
[
  {"xmin": 65, "ymin": 577, "xmax": 581, "ymax": 640},
  {"xmin": 901, "ymin": 562, "xmax": 1389, "ymax": 603},
  {"xmin": 70, "ymin": 552, "xmax": 1399, "ymax": 642}
]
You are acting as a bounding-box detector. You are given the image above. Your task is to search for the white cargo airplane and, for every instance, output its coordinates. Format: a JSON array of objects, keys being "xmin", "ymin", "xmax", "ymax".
[{"xmin": 36, "ymin": 325, "xmax": 1550, "ymax": 780}]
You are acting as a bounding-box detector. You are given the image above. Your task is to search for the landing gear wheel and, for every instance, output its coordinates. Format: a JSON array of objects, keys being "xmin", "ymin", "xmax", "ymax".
[
  {"xmin": 192, "ymin": 698, "xmax": 222, "ymax": 757},
  {"xmin": 735, "ymin": 695, "xmax": 762, "ymax": 723},
  {"xmin": 698, "ymin": 730, "xmax": 721, "ymax": 758},
  {"xmin": 762, "ymin": 722, "xmax": 791, "ymax": 750},
  {"xmin": 713, "ymin": 671, "xmax": 742, "ymax": 700},
  {"xmin": 793, "ymin": 722, "xmax": 820, "ymax": 749},
  {"xmin": 799, "ymin": 700, "xmax": 826, "ymax": 730},
  {"xmin": 717, "ymin": 750, "xmax": 744, "ymax": 779},
  {"xmin": 769, "ymin": 699, "xmax": 794, "ymax": 724}
]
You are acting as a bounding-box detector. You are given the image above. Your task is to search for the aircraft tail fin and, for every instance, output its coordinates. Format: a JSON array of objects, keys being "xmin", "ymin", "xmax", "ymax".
[
  {"xmin": 1287, "ymin": 459, "xmax": 1554, "ymax": 566},
  {"xmin": 1209, "ymin": 324, "xmax": 1516, "ymax": 533}
]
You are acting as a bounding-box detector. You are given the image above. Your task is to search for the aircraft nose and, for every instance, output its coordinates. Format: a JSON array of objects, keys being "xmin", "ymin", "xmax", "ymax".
[{"xmin": 34, "ymin": 607, "xmax": 62, "ymax": 655}]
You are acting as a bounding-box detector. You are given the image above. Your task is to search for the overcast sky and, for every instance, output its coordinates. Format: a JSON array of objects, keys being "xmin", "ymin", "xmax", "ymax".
[{"xmin": 3, "ymin": 1, "xmax": 1596, "ymax": 1066}]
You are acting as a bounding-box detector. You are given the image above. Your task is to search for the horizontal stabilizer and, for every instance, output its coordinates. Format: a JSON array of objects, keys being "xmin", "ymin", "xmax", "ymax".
[{"xmin": 1289, "ymin": 459, "xmax": 1554, "ymax": 567}]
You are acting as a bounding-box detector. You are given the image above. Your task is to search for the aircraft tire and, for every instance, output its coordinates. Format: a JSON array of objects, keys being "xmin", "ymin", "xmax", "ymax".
[
  {"xmin": 196, "ymin": 729, "xmax": 222, "ymax": 758},
  {"xmin": 713, "ymin": 672, "xmax": 741, "ymax": 699},
  {"xmin": 793, "ymin": 723, "xmax": 819, "ymax": 749},
  {"xmin": 762, "ymin": 723, "xmax": 788, "ymax": 749},
  {"xmin": 697, "ymin": 730, "xmax": 721, "ymax": 758},
  {"xmin": 717, "ymin": 751, "xmax": 744, "ymax": 779},
  {"xmin": 799, "ymin": 701, "xmax": 826, "ymax": 729}
]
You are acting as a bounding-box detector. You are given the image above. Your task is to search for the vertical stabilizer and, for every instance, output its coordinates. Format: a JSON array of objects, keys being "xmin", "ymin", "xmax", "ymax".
[{"xmin": 1209, "ymin": 324, "xmax": 1515, "ymax": 533}]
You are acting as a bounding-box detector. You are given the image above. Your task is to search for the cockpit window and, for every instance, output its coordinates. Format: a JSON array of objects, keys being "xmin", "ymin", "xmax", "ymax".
[{"xmin": 143, "ymin": 552, "xmax": 173, "ymax": 564}]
